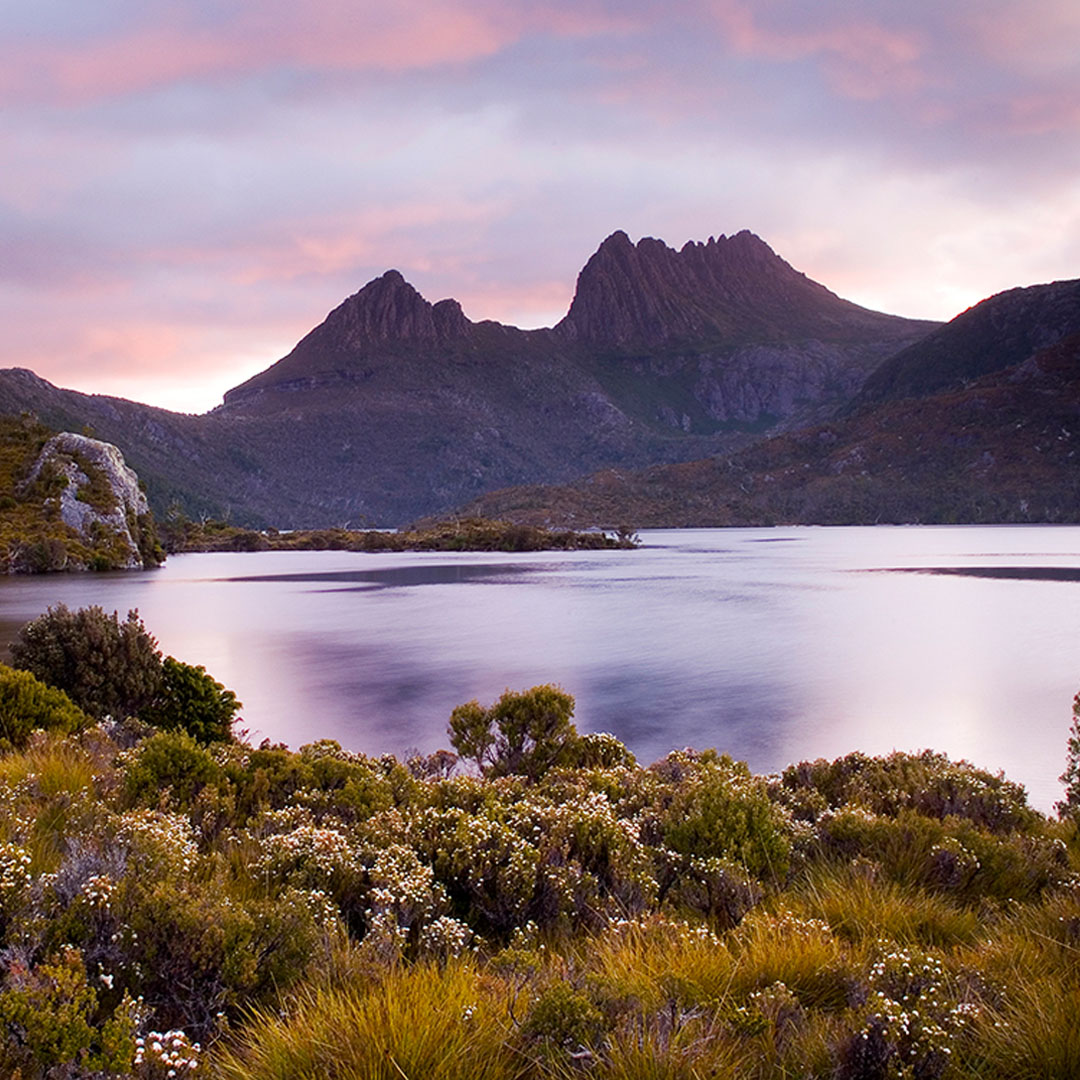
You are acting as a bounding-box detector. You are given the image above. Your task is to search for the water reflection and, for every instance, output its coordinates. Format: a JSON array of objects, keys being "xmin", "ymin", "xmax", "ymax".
[
  {"xmin": 224, "ymin": 562, "xmax": 531, "ymax": 590},
  {"xmin": 885, "ymin": 566, "xmax": 1080, "ymax": 582},
  {"xmin": 1, "ymin": 527, "xmax": 1079, "ymax": 813}
]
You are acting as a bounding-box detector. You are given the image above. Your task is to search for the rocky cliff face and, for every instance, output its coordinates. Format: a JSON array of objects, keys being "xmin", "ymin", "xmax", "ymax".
[
  {"xmin": 454, "ymin": 323, "xmax": 1080, "ymax": 529},
  {"xmin": 19, "ymin": 432, "xmax": 160, "ymax": 569}
]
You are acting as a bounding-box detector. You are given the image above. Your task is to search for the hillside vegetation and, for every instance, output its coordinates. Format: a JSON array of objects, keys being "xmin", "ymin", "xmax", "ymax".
[
  {"xmin": 0, "ymin": 607, "xmax": 1078, "ymax": 1078},
  {"xmin": 458, "ymin": 333, "xmax": 1080, "ymax": 527}
]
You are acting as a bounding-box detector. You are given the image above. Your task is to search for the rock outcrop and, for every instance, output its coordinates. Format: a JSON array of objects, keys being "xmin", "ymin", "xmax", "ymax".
[{"xmin": 20, "ymin": 432, "xmax": 160, "ymax": 569}]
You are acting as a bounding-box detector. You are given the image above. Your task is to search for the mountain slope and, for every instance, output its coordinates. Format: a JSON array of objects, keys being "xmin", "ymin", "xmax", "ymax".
[
  {"xmin": 855, "ymin": 278, "xmax": 1080, "ymax": 407},
  {"xmin": 451, "ymin": 300, "xmax": 1080, "ymax": 527}
]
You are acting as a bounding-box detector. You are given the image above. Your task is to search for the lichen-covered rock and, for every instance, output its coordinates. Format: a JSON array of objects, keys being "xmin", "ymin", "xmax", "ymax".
[{"xmin": 20, "ymin": 432, "xmax": 161, "ymax": 569}]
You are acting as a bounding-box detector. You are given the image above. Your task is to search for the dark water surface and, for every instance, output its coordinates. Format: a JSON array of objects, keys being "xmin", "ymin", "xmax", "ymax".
[{"xmin": 2, "ymin": 525, "xmax": 1079, "ymax": 813}]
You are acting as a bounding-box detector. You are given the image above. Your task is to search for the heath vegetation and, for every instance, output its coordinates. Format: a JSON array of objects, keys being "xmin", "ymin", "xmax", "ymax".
[
  {"xmin": 159, "ymin": 513, "xmax": 638, "ymax": 554},
  {"xmin": 0, "ymin": 606, "xmax": 1078, "ymax": 1078}
]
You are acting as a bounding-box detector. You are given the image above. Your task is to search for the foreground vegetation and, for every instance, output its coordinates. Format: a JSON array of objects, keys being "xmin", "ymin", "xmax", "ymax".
[
  {"xmin": 160, "ymin": 515, "xmax": 639, "ymax": 554},
  {"xmin": 1, "ymin": 606, "xmax": 1079, "ymax": 1078}
]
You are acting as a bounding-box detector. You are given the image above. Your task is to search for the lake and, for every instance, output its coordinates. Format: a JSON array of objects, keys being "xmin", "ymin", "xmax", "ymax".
[{"xmin": 1, "ymin": 525, "xmax": 1078, "ymax": 813}]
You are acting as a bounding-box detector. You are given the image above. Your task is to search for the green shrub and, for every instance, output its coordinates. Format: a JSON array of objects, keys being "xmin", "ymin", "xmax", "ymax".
[
  {"xmin": 122, "ymin": 729, "xmax": 227, "ymax": 809},
  {"xmin": 659, "ymin": 752, "xmax": 791, "ymax": 879},
  {"xmin": 0, "ymin": 664, "xmax": 89, "ymax": 750},
  {"xmin": 812, "ymin": 806, "xmax": 1068, "ymax": 904},
  {"xmin": 662, "ymin": 855, "xmax": 763, "ymax": 927},
  {"xmin": 448, "ymin": 684, "xmax": 579, "ymax": 781},
  {"xmin": 1057, "ymin": 692, "xmax": 1080, "ymax": 821},
  {"xmin": 521, "ymin": 982, "xmax": 607, "ymax": 1051},
  {"xmin": 11, "ymin": 605, "xmax": 163, "ymax": 720},
  {"xmin": 0, "ymin": 946, "xmax": 136, "ymax": 1077},
  {"xmin": 780, "ymin": 750, "xmax": 1038, "ymax": 833},
  {"xmin": 143, "ymin": 656, "xmax": 240, "ymax": 744},
  {"xmin": 124, "ymin": 879, "xmax": 321, "ymax": 1037},
  {"xmin": 564, "ymin": 731, "xmax": 637, "ymax": 770}
]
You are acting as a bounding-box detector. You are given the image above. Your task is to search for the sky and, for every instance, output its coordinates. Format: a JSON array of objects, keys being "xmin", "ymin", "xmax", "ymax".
[{"xmin": 2, "ymin": 1, "xmax": 1079, "ymax": 414}]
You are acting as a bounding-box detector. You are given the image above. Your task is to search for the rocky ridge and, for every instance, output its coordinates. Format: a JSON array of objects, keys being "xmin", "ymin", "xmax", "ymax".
[{"xmin": 555, "ymin": 230, "xmax": 920, "ymax": 347}]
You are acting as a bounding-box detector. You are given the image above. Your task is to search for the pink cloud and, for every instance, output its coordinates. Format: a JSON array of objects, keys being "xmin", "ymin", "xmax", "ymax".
[
  {"xmin": 965, "ymin": 2, "xmax": 1080, "ymax": 77},
  {"xmin": 0, "ymin": 8, "xmax": 501, "ymax": 103},
  {"xmin": 0, "ymin": 1, "xmax": 636, "ymax": 105},
  {"xmin": 709, "ymin": 1, "xmax": 930, "ymax": 100},
  {"xmin": 1002, "ymin": 93, "xmax": 1080, "ymax": 137},
  {"xmin": 125, "ymin": 198, "xmax": 508, "ymax": 289}
]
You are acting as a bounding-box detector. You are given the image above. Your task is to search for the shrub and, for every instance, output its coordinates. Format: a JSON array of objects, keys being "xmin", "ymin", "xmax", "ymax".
[
  {"xmin": 11, "ymin": 605, "xmax": 163, "ymax": 720},
  {"xmin": 1057, "ymin": 692, "xmax": 1080, "ymax": 821},
  {"xmin": 663, "ymin": 855, "xmax": 763, "ymax": 928},
  {"xmin": 0, "ymin": 945, "xmax": 137, "ymax": 1077},
  {"xmin": 780, "ymin": 750, "xmax": 1037, "ymax": 833},
  {"xmin": 0, "ymin": 664, "xmax": 89, "ymax": 750},
  {"xmin": 659, "ymin": 752, "xmax": 791, "ymax": 879},
  {"xmin": 564, "ymin": 731, "xmax": 637, "ymax": 770},
  {"xmin": 839, "ymin": 945, "xmax": 979, "ymax": 1080},
  {"xmin": 521, "ymin": 982, "xmax": 607, "ymax": 1051},
  {"xmin": 448, "ymin": 684, "xmax": 579, "ymax": 781},
  {"xmin": 123, "ymin": 879, "xmax": 321, "ymax": 1037},
  {"xmin": 122, "ymin": 730, "xmax": 228, "ymax": 809},
  {"xmin": 143, "ymin": 657, "xmax": 240, "ymax": 744}
]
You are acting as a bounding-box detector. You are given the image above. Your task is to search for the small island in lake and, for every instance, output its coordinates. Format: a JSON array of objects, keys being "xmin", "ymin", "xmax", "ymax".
[{"xmin": 159, "ymin": 514, "xmax": 639, "ymax": 555}]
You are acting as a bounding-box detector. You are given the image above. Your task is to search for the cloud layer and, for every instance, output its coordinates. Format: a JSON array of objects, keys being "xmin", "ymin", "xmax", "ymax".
[{"xmin": 3, "ymin": 0, "xmax": 1078, "ymax": 412}]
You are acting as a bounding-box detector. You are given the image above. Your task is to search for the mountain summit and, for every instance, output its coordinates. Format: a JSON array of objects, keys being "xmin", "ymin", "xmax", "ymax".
[
  {"xmin": 555, "ymin": 230, "xmax": 917, "ymax": 347},
  {"xmin": 307, "ymin": 269, "xmax": 470, "ymax": 348}
]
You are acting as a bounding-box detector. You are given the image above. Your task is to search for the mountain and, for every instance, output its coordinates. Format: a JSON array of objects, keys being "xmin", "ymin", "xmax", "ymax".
[
  {"xmin": 854, "ymin": 277, "xmax": 1080, "ymax": 406},
  {"xmin": 0, "ymin": 232, "xmax": 938, "ymax": 526},
  {"xmin": 450, "ymin": 281, "xmax": 1080, "ymax": 528}
]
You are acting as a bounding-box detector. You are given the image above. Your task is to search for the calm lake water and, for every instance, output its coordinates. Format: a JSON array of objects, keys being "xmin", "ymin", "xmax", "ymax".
[{"xmin": 2, "ymin": 526, "xmax": 1079, "ymax": 813}]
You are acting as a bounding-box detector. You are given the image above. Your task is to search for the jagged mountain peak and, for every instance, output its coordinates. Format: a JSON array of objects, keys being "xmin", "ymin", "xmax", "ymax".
[
  {"xmin": 320, "ymin": 269, "xmax": 470, "ymax": 348},
  {"xmin": 554, "ymin": 229, "xmax": 904, "ymax": 348}
]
